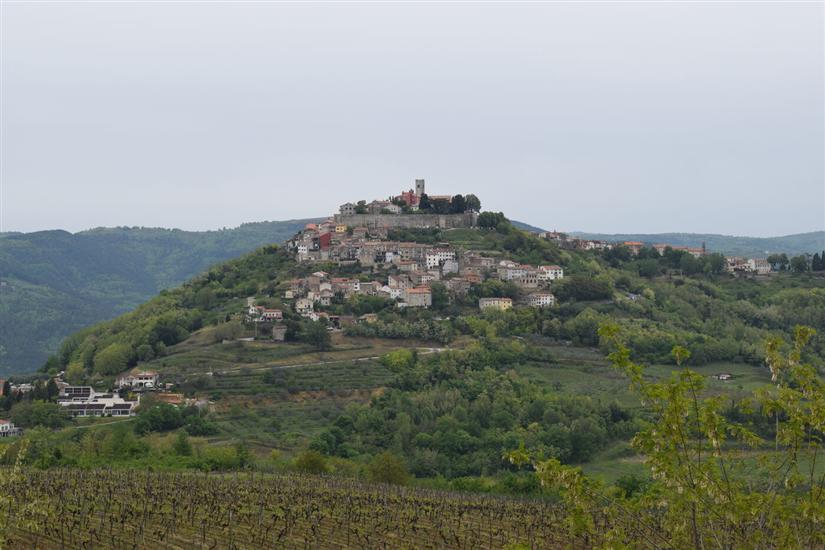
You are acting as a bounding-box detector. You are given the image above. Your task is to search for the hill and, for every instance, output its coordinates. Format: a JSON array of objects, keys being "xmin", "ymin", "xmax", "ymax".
[
  {"xmin": 0, "ymin": 217, "xmax": 537, "ymax": 374},
  {"xmin": 0, "ymin": 219, "xmax": 322, "ymax": 375},
  {"xmin": 570, "ymin": 230, "xmax": 825, "ymax": 257},
  {"xmin": 2, "ymin": 218, "xmax": 824, "ymax": 546},
  {"xmin": 27, "ymin": 220, "xmax": 825, "ymax": 466}
]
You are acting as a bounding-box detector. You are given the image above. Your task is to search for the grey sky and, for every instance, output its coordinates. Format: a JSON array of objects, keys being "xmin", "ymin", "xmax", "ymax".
[{"xmin": 2, "ymin": 1, "xmax": 823, "ymax": 236}]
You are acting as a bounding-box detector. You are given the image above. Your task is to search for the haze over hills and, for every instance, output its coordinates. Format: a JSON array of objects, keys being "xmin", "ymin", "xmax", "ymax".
[{"xmin": 1, "ymin": 218, "xmax": 821, "ymax": 375}]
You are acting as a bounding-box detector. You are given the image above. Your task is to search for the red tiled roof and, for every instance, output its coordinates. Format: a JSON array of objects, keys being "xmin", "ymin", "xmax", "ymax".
[{"xmin": 406, "ymin": 287, "xmax": 431, "ymax": 294}]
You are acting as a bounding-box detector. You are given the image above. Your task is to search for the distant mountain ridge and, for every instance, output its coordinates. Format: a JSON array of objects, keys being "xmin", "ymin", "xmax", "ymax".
[
  {"xmin": 568, "ymin": 231, "xmax": 824, "ymax": 257},
  {"xmin": 0, "ymin": 219, "xmax": 322, "ymax": 374}
]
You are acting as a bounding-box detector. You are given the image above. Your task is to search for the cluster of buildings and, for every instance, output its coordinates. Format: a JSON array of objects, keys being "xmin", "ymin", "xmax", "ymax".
[
  {"xmin": 337, "ymin": 179, "xmax": 466, "ymax": 218},
  {"xmin": 537, "ymin": 231, "xmax": 613, "ymax": 251},
  {"xmin": 56, "ymin": 384, "xmax": 137, "ymax": 418},
  {"xmin": 724, "ymin": 257, "xmax": 772, "ymax": 275},
  {"xmin": 279, "ymin": 239, "xmax": 566, "ymax": 318},
  {"xmin": 536, "ymin": 231, "xmax": 710, "ymax": 258},
  {"xmin": 538, "ymin": 231, "xmax": 779, "ymax": 276},
  {"xmin": 619, "ymin": 241, "xmax": 706, "ymax": 258},
  {"xmin": 260, "ymin": 181, "xmax": 567, "ymax": 326},
  {"xmin": 51, "ymin": 368, "xmax": 180, "ymax": 418},
  {"xmin": 288, "ymin": 180, "xmax": 478, "ymax": 263}
]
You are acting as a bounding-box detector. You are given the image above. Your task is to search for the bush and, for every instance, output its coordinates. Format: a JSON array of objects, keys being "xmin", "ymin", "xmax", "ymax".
[
  {"xmin": 293, "ymin": 450, "xmax": 328, "ymax": 474},
  {"xmin": 367, "ymin": 451, "xmax": 410, "ymax": 485},
  {"xmin": 10, "ymin": 401, "xmax": 68, "ymax": 429},
  {"xmin": 134, "ymin": 403, "xmax": 184, "ymax": 435}
]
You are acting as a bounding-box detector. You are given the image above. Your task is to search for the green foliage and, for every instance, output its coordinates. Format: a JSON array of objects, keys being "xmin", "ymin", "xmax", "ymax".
[
  {"xmin": 509, "ymin": 325, "xmax": 825, "ymax": 547},
  {"xmin": 293, "ymin": 449, "xmax": 328, "ymax": 474},
  {"xmin": 9, "ymin": 401, "xmax": 68, "ymax": 429},
  {"xmin": 134, "ymin": 403, "xmax": 184, "ymax": 435},
  {"xmin": 92, "ymin": 341, "xmax": 133, "ymax": 375},
  {"xmin": 380, "ymin": 349, "xmax": 416, "ymax": 371},
  {"xmin": 477, "ymin": 211, "xmax": 508, "ymax": 230},
  {"xmin": 300, "ymin": 321, "xmax": 332, "ymax": 351},
  {"xmin": 314, "ymin": 339, "xmax": 638, "ymax": 478},
  {"xmin": 48, "ymin": 245, "xmax": 293, "ymax": 379},
  {"xmin": 464, "ymin": 194, "xmax": 481, "ymax": 212},
  {"xmin": 367, "ymin": 451, "xmax": 410, "ymax": 485},
  {"xmin": 790, "ymin": 254, "xmax": 810, "ymax": 272},
  {"xmin": 345, "ymin": 317, "xmax": 454, "ymax": 344},
  {"xmin": 172, "ymin": 431, "xmax": 193, "ymax": 456},
  {"xmin": 0, "ymin": 220, "xmax": 318, "ymax": 374},
  {"xmin": 554, "ymin": 275, "xmax": 613, "ymax": 302}
]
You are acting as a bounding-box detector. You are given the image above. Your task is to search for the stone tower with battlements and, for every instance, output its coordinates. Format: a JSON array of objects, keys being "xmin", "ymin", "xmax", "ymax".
[{"xmin": 415, "ymin": 179, "xmax": 425, "ymax": 196}]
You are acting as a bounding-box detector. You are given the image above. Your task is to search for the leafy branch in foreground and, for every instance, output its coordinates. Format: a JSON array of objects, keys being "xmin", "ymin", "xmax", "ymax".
[{"xmin": 508, "ymin": 324, "xmax": 825, "ymax": 548}]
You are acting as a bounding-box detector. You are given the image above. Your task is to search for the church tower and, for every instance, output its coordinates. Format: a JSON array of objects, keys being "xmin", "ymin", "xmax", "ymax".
[{"xmin": 415, "ymin": 179, "xmax": 425, "ymax": 196}]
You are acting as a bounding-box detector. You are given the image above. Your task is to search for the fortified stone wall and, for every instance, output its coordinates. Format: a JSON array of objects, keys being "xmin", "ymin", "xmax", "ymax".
[{"xmin": 333, "ymin": 212, "xmax": 477, "ymax": 229}]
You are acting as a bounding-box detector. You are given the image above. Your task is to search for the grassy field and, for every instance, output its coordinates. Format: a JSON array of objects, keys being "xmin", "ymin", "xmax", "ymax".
[{"xmin": 517, "ymin": 342, "xmax": 772, "ymax": 409}]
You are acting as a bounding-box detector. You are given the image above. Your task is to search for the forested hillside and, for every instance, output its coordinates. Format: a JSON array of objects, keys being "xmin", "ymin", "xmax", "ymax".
[{"xmin": 0, "ymin": 220, "xmax": 320, "ymax": 374}]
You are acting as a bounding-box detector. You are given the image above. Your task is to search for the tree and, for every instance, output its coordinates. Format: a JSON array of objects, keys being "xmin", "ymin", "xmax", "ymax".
[
  {"xmin": 603, "ymin": 245, "xmax": 632, "ymax": 265},
  {"xmin": 635, "ymin": 259, "xmax": 659, "ymax": 278},
  {"xmin": 355, "ymin": 200, "xmax": 368, "ymax": 214},
  {"xmin": 418, "ymin": 193, "xmax": 431, "ymax": 211},
  {"xmin": 430, "ymin": 282, "xmax": 449, "ymax": 310},
  {"xmin": 45, "ymin": 379, "xmax": 59, "ymax": 401},
  {"xmin": 679, "ymin": 253, "xmax": 701, "ymax": 275},
  {"xmin": 464, "ymin": 194, "xmax": 481, "ymax": 212},
  {"xmin": 554, "ymin": 275, "xmax": 613, "ymax": 302},
  {"xmin": 432, "ymin": 199, "xmax": 451, "ymax": 214},
  {"xmin": 477, "ymin": 211, "xmax": 507, "ymax": 229},
  {"xmin": 508, "ymin": 325, "xmax": 825, "ymax": 548},
  {"xmin": 172, "ymin": 430, "xmax": 193, "ymax": 456},
  {"xmin": 293, "ymin": 450, "xmax": 328, "ymax": 474},
  {"xmin": 790, "ymin": 255, "xmax": 809, "ymax": 273},
  {"xmin": 93, "ymin": 342, "xmax": 132, "ymax": 375},
  {"xmin": 380, "ymin": 349, "xmax": 416, "ymax": 371},
  {"xmin": 134, "ymin": 403, "xmax": 184, "ymax": 435},
  {"xmin": 449, "ymin": 194, "xmax": 466, "ymax": 214},
  {"xmin": 367, "ymin": 451, "xmax": 410, "ymax": 485},
  {"xmin": 705, "ymin": 252, "xmax": 726, "ymax": 275},
  {"xmin": 767, "ymin": 253, "xmax": 789, "ymax": 271},
  {"xmin": 811, "ymin": 252, "xmax": 823, "ymax": 272},
  {"xmin": 10, "ymin": 401, "xmax": 68, "ymax": 429},
  {"xmin": 301, "ymin": 321, "xmax": 331, "ymax": 351},
  {"xmin": 65, "ymin": 362, "xmax": 86, "ymax": 385}
]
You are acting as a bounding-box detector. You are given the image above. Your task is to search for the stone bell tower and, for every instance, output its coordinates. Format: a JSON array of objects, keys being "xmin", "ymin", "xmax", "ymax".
[{"xmin": 415, "ymin": 179, "xmax": 425, "ymax": 196}]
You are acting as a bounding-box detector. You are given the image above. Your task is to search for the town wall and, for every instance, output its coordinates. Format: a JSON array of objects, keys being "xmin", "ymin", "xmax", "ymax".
[{"xmin": 333, "ymin": 212, "xmax": 477, "ymax": 229}]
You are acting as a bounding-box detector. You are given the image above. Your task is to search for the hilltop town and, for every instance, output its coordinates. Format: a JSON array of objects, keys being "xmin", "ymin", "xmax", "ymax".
[
  {"xmin": 265, "ymin": 180, "xmax": 563, "ymax": 329},
  {"xmin": 248, "ymin": 179, "xmax": 795, "ymax": 337}
]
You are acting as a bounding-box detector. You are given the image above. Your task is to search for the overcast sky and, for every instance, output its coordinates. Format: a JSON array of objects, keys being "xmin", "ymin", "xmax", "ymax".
[{"xmin": 2, "ymin": 1, "xmax": 823, "ymax": 237}]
